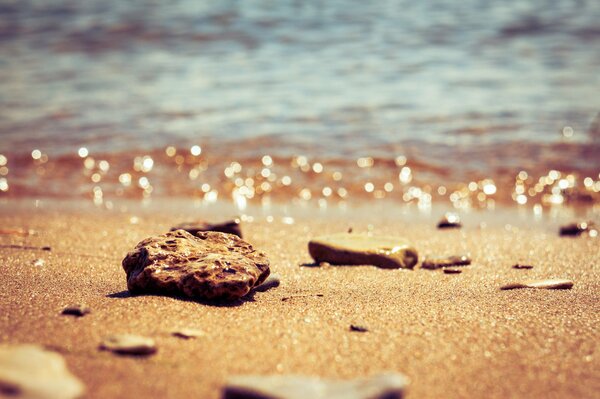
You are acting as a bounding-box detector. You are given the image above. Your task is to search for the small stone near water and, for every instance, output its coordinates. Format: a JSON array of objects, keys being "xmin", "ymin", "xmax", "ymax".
[
  {"xmin": 350, "ymin": 324, "xmax": 369, "ymax": 332},
  {"xmin": 437, "ymin": 213, "xmax": 462, "ymax": 229},
  {"xmin": 222, "ymin": 373, "xmax": 408, "ymax": 399},
  {"xmin": 0, "ymin": 344, "xmax": 85, "ymax": 399},
  {"xmin": 171, "ymin": 328, "xmax": 205, "ymax": 339},
  {"xmin": 559, "ymin": 221, "xmax": 596, "ymax": 237},
  {"xmin": 253, "ymin": 273, "xmax": 280, "ymax": 292},
  {"xmin": 99, "ymin": 334, "xmax": 157, "ymax": 355},
  {"xmin": 61, "ymin": 304, "xmax": 91, "ymax": 317},
  {"xmin": 512, "ymin": 264, "xmax": 534, "ymax": 270},
  {"xmin": 308, "ymin": 233, "xmax": 418, "ymax": 269},
  {"xmin": 500, "ymin": 279, "xmax": 574, "ymax": 290},
  {"xmin": 171, "ymin": 218, "xmax": 242, "ymax": 238},
  {"xmin": 122, "ymin": 230, "xmax": 270, "ymax": 300},
  {"xmin": 32, "ymin": 258, "xmax": 45, "ymax": 267},
  {"xmin": 443, "ymin": 268, "xmax": 462, "ymax": 274},
  {"xmin": 421, "ymin": 255, "xmax": 471, "ymax": 270}
]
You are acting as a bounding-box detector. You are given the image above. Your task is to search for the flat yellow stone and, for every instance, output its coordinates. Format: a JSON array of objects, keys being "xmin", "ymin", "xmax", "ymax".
[{"xmin": 308, "ymin": 233, "xmax": 418, "ymax": 269}]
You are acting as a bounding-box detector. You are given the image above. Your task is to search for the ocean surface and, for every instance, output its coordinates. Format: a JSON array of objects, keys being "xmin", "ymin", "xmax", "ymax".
[{"xmin": 0, "ymin": 0, "xmax": 599, "ymax": 211}]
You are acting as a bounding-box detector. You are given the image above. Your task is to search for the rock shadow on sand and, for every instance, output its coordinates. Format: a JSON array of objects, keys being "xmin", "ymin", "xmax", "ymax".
[
  {"xmin": 106, "ymin": 290, "xmax": 256, "ymax": 308},
  {"xmin": 105, "ymin": 289, "xmax": 256, "ymax": 307}
]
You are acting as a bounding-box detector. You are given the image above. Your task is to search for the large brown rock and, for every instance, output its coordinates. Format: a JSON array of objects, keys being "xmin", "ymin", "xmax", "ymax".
[{"xmin": 122, "ymin": 230, "xmax": 270, "ymax": 300}]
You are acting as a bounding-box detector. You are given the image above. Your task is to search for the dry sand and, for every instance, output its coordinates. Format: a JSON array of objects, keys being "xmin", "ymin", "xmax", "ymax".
[{"xmin": 0, "ymin": 206, "xmax": 598, "ymax": 398}]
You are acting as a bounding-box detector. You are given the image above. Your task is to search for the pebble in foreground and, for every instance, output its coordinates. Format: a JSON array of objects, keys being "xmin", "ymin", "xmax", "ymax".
[
  {"xmin": 99, "ymin": 334, "xmax": 157, "ymax": 356},
  {"xmin": 308, "ymin": 233, "xmax": 418, "ymax": 269},
  {"xmin": 500, "ymin": 279, "xmax": 574, "ymax": 290},
  {"xmin": 222, "ymin": 373, "xmax": 408, "ymax": 399},
  {"xmin": 0, "ymin": 344, "xmax": 85, "ymax": 399},
  {"xmin": 253, "ymin": 273, "xmax": 281, "ymax": 292},
  {"xmin": 122, "ymin": 230, "xmax": 270, "ymax": 300},
  {"xmin": 171, "ymin": 219, "xmax": 243, "ymax": 238}
]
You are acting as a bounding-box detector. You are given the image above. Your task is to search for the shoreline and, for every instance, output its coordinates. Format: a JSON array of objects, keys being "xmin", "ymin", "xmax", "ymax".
[{"xmin": 0, "ymin": 202, "xmax": 598, "ymax": 398}]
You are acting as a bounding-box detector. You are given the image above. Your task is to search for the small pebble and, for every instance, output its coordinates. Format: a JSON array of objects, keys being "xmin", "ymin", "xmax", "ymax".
[
  {"xmin": 42, "ymin": 246, "xmax": 52, "ymax": 251},
  {"xmin": 513, "ymin": 264, "xmax": 533, "ymax": 270},
  {"xmin": 171, "ymin": 328, "xmax": 205, "ymax": 339},
  {"xmin": 350, "ymin": 324, "xmax": 369, "ymax": 332},
  {"xmin": 253, "ymin": 273, "xmax": 281, "ymax": 292},
  {"xmin": 500, "ymin": 279, "xmax": 574, "ymax": 290},
  {"xmin": 559, "ymin": 222, "xmax": 595, "ymax": 237},
  {"xmin": 421, "ymin": 255, "xmax": 471, "ymax": 270},
  {"xmin": 437, "ymin": 213, "xmax": 462, "ymax": 229},
  {"xmin": 32, "ymin": 258, "xmax": 45, "ymax": 267},
  {"xmin": 171, "ymin": 218, "xmax": 243, "ymax": 238},
  {"xmin": 319, "ymin": 262, "xmax": 330, "ymax": 267},
  {"xmin": 443, "ymin": 268, "xmax": 462, "ymax": 274},
  {"xmin": 61, "ymin": 304, "xmax": 91, "ymax": 317},
  {"xmin": 99, "ymin": 334, "xmax": 157, "ymax": 355}
]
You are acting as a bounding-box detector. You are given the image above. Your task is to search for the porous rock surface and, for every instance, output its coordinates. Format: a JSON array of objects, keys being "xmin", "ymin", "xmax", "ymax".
[{"xmin": 122, "ymin": 230, "xmax": 270, "ymax": 300}]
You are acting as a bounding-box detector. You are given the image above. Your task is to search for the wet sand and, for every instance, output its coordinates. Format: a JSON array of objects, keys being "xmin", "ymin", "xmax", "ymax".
[{"xmin": 0, "ymin": 207, "xmax": 598, "ymax": 398}]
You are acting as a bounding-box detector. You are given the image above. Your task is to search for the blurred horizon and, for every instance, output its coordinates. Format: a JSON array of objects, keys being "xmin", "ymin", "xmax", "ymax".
[{"xmin": 0, "ymin": 0, "xmax": 599, "ymax": 208}]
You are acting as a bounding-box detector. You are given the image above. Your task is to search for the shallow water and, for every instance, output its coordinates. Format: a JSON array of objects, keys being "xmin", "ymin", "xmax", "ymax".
[{"xmin": 0, "ymin": 0, "xmax": 599, "ymax": 210}]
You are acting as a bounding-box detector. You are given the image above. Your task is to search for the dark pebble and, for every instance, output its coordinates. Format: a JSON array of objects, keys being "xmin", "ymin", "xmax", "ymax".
[
  {"xmin": 350, "ymin": 324, "xmax": 369, "ymax": 332},
  {"xmin": 559, "ymin": 222, "xmax": 595, "ymax": 237},
  {"xmin": 422, "ymin": 255, "xmax": 471, "ymax": 270},
  {"xmin": 513, "ymin": 264, "xmax": 533, "ymax": 269},
  {"xmin": 61, "ymin": 304, "xmax": 91, "ymax": 317},
  {"xmin": 443, "ymin": 268, "xmax": 462, "ymax": 274},
  {"xmin": 171, "ymin": 219, "xmax": 242, "ymax": 238},
  {"xmin": 437, "ymin": 213, "xmax": 462, "ymax": 229}
]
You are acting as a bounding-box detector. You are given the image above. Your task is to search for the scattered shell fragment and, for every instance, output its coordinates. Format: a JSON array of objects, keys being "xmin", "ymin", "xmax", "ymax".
[
  {"xmin": 512, "ymin": 264, "xmax": 533, "ymax": 270},
  {"xmin": 254, "ymin": 273, "xmax": 281, "ymax": 292},
  {"xmin": 171, "ymin": 218, "xmax": 242, "ymax": 238},
  {"xmin": 99, "ymin": 334, "xmax": 157, "ymax": 355},
  {"xmin": 0, "ymin": 344, "xmax": 85, "ymax": 399},
  {"xmin": 122, "ymin": 230, "xmax": 270, "ymax": 300},
  {"xmin": 437, "ymin": 213, "xmax": 462, "ymax": 229},
  {"xmin": 350, "ymin": 324, "xmax": 369, "ymax": 333},
  {"xmin": 171, "ymin": 328, "xmax": 205, "ymax": 339},
  {"xmin": 443, "ymin": 268, "xmax": 462, "ymax": 274},
  {"xmin": 32, "ymin": 258, "xmax": 45, "ymax": 267},
  {"xmin": 500, "ymin": 279, "xmax": 574, "ymax": 290},
  {"xmin": 61, "ymin": 304, "xmax": 91, "ymax": 317},
  {"xmin": 308, "ymin": 233, "xmax": 418, "ymax": 269},
  {"xmin": 421, "ymin": 255, "xmax": 471, "ymax": 270},
  {"xmin": 223, "ymin": 373, "xmax": 408, "ymax": 399}
]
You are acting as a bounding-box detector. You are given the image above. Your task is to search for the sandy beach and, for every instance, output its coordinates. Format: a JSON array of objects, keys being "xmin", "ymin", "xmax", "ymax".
[{"xmin": 0, "ymin": 204, "xmax": 598, "ymax": 398}]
